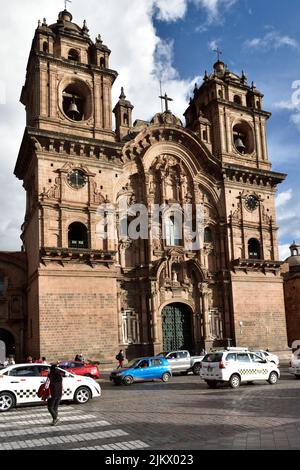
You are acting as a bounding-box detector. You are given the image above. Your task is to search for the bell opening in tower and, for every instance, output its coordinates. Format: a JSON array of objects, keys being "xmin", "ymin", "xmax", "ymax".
[{"xmin": 62, "ymin": 81, "xmax": 92, "ymax": 122}]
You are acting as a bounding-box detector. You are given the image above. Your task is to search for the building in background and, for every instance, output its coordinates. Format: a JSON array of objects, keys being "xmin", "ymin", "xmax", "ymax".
[
  {"xmin": 0, "ymin": 9, "xmax": 288, "ymax": 362},
  {"xmin": 282, "ymin": 242, "xmax": 300, "ymax": 347}
]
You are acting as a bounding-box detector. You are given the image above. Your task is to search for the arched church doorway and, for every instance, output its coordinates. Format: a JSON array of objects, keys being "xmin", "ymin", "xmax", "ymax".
[
  {"xmin": 161, "ymin": 303, "xmax": 193, "ymax": 352},
  {"xmin": 0, "ymin": 329, "xmax": 15, "ymax": 363}
]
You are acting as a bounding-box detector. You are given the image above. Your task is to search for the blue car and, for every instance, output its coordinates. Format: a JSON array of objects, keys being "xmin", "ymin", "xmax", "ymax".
[{"xmin": 110, "ymin": 356, "xmax": 172, "ymax": 386}]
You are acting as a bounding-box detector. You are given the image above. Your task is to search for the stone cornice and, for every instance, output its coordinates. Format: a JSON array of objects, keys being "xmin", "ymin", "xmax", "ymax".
[
  {"xmin": 231, "ymin": 258, "xmax": 282, "ymax": 274},
  {"xmin": 14, "ymin": 128, "xmax": 123, "ymax": 180},
  {"xmin": 223, "ymin": 163, "xmax": 286, "ymax": 187},
  {"xmin": 40, "ymin": 247, "xmax": 116, "ymax": 267}
]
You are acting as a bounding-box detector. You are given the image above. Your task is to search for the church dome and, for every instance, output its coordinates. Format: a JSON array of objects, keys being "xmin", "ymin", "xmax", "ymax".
[
  {"xmin": 150, "ymin": 111, "xmax": 182, "ymax": 127},
  {"xmin": 285, "ymin": 242, "xmax": 300, "ymax": 271},
  {"xmin": 49, "ymin": 10, "xmax": 89, "ymax": 38}
]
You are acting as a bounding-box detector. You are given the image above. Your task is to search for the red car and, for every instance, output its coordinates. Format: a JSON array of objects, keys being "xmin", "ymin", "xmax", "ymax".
[{"xmin": 58, "ymin": 360, "xmax": 100, "ymax": 379}]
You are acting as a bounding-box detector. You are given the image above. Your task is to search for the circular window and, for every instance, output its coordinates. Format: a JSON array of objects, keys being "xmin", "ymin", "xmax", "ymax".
[
  {"xmin": 233, "ymin": 121, "xmax": 254, "ymax": 155},
  {"xmin": 61, "ymin": 80, "xmax": 92, "ymax": 122},
  {"xmin": 67, "ymin": 170, "xmax": 87, "ymax": 189},
  {"xmin": 245, "ymin": 195, "xmax": 259, "ymax": 211}
]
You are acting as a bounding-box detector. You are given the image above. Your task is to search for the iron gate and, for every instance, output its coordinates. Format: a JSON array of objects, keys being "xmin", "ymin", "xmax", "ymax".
[{"xmin": 162, "ymin": 303, "xmax": 193, "ymax": 352}]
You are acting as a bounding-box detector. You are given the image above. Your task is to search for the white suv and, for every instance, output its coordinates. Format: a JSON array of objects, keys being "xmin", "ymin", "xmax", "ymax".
[
  {"xmin": 289, "ymin": 350, "xmax": 300, "ymax": 379},
  {"xmin": 200, "ymin": 349, "xmax": 280, "ymax": 389}
]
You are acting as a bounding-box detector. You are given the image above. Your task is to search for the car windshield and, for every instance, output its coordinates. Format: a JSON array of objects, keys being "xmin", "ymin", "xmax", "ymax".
[
  {"xmin": 125, "ymin": 359, "xmax": 142, "ymax": 368},
  {"xmin": 203, "ymin": 353, "xmax": 223, "ymax": 363},
  {"xmin": 157, "ymin": 352, "xmax": 167, "ymax": 357}
]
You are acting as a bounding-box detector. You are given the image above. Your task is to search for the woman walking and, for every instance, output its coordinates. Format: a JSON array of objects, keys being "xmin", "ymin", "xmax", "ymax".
[{"xmin": 46, "ymin": 364, "xmax": 63, "ymax": 426}]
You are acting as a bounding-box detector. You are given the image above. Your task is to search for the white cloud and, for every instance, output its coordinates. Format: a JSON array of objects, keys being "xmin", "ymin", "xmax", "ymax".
[
  {"xmin": 278, "ymin": 244, "xmax": 291, "ymax": 261},
  {"xmin": 193, "ymin": 0, "xmax": 237, "ymax": 24},
  {"xmin": 276, "ymin": 189, "xmax": 293, "ymax": 208},
  {"xmin": 153, "ymin": 0, "xmax": 188, "ymax": 21},
  {"xmin": 244, "ymin": 30, "xmax": 298, "ymax": 51}
]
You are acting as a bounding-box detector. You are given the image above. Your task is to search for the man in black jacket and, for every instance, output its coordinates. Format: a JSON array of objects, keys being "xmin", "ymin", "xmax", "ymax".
[{"xmin": 47, "ymin": 364, "xmax": 63, "ymax": 425}]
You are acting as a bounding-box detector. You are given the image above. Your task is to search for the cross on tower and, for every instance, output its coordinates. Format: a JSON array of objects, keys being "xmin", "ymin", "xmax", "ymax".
[
  {"xmin": 159, "ymin": 93, "xmax": 173, "ymax": 113},
  {"xmin": 64, "ymin": 0, "xmax": 72, "ymax": 10},
  {"xmin": 214, "ymin": 47, "xmax": 222, "ymax": 62}
]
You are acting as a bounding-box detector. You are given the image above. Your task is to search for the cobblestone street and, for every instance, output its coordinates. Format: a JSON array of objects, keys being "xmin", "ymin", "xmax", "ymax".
[{"xmin": 1, "ymin": 365, "xmax": 300, "ymax": 450}]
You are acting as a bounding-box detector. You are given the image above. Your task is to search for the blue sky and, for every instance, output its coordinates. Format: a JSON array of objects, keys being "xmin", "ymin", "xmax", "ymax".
[{"xmin": 0, "ymin": 0, "xmax": 299, "ymax": 259}]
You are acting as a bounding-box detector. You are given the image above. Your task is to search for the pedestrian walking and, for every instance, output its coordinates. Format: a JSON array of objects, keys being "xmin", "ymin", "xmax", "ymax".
[
  {"xmin": 116, "ymin": 350, "xmax": 125, "ymax": 369},
  {"xmin": 46, "ymin": 364, "xmax": 63, "ymax": 426}
]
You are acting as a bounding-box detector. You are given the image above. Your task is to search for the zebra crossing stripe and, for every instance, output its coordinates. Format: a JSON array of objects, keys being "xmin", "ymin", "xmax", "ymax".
[
  {"xmin": 0, "ymin": 419, "xmax": 110, "ymax": 438},
  {"xmin": 74, "ymin": 440, "xmax": 149, "ymax": 450},
  {"xmin": 0, "ymin": 429, "xmax": 129, "ymax": 450},
  {"xmin": 0, "ymin": 408, "xmax": 78, "ymax": 420},
  {"xmin": 0, "ymin": 413, "xmax": 97, "ymax": 428}
]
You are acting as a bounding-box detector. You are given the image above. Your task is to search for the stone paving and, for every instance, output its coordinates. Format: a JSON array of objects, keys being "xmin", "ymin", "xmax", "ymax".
[{"xmin": 1, "ymin": 366, "xmax": 300, "ymax": 450}]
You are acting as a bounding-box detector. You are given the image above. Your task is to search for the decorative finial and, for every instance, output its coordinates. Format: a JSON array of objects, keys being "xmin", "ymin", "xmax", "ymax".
[
  {"xmin": 241, "ymin": 70, "xmax": 247, "ymax": 83},
  {"xmin": 204, "ymin": 70, "xmax": 209, "ymax": 81},
  {"xmin": 120, "ymin": 87, "xmax": 126, "ymax": 100},
  {"xmin": 42, "ymin": 18, "xmax": 47, "ymax": 26},
  {"xmin": 251, "ymin": 81, "xmax": 256, "ymax": 90},
  {"xmin": 82, "ymin": 20, "xmax": 89, "ymax": 34},
  {"xmin": 159, "ymin": 92, "xmax": 173, "ymax": 113},
  {"xmin": 96, "ymin": 34, "xmax": 103, "ymax": 44},
  {"xmin": 38, "ymin": 19, "xmax": 41, "ymax": 28},
  {"xmin": 193, "ymin": 83, "xmax": 198, "ymax": 95}
]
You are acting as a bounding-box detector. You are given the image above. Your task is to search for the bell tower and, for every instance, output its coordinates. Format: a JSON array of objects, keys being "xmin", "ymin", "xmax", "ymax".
[
  {"xmin": 184, "ymin": 59, "xmax": 270, "ymax": 171},
  {"xmin": 20, "ymin": 9, "xmax": 117, "ymax": 140},
  {"xmin": 14, "ymin": 9, "xmax": 123, "ymax": 361},
  {"xmin": 184, "ymin": 58, "xmax": 288, "ymax": 350}
]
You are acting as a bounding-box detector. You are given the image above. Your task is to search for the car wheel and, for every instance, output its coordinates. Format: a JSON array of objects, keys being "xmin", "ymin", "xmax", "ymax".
[
  {"xmin": 206, "ymin": 380, "xmax": 218, "ymax": 389},
  {"xmin": 122, "ymin": 375, "xmax": 133, "ymax": 386},
  {"xmin": 229, "ymin": 374, "xmax": 241, "ymax": 389},
  {"xmin": 192, "ymin": 363, "xmax": 201, "ymax": 375},
  {"xmin": 74, "ymin": 386, "xmax": 91, "ymax": 404},
  {"xmin": 0, "ymin": 392, "xmax": 16, "ymax": 412},
  {"xmin": 162, "ymin": 372, "xmax": 171, "ymax": 382},
  {"xmin": 267, "ymin": 371, "xmax": 278, "ymax": 385}
]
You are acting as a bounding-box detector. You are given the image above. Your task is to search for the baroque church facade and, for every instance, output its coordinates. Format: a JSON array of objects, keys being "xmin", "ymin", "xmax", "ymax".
[{"xmin": 0, "ymin": 9, "xmax": 289, "ymax": 363}]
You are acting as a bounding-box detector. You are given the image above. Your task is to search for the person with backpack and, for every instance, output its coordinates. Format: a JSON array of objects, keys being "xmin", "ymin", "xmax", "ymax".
[{"xmin": 116, "ymin": 350, "xmax": 125, "ymax": 369}]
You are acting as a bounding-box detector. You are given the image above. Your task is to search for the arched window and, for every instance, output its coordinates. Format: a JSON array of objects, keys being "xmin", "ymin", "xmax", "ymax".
[
  {"xmin": 218, "ymin": 89, "xmax": 223, "ymax": 99},
  {"xmin": 68, "ymin": 49, "xmax": 80, "ymax": 61},
  {"xmin": 234, "ymin": 95, "xmax": 242, "ymax": 105},
  {"xmin": 43, "ymin": 42, "xmax": 49, "ymax": 53},
  {"xmin": 164, "ymin": 214, "xmax": 182, "ymax": 247},
  {"xmin": 248, "ymin": 238, "xmax": 261, "ymax": 260},
  {"xmin": 123, "ymin": 113, "xmax": 129, "ymax": 126},
  {"xmin": 204, "ymin": 227, "xmax": 213, "ymax": 243},
  {"xmin": 100, "ymin": 57, "xmax": 105, "ymax": 68},
  {"xmin": 68, "ymin": 222, "xmax": 88, "ymax": 249},
  {"xmin": 0, "ymin": 273, "xmax": 4, "ymax": 297}
]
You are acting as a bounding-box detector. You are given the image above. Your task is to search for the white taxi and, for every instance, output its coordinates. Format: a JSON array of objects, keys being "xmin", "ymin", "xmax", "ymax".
[
  {"xmin": 200, "ymin": 349, "xmax": 280, "ymax": 389},
  {"xmin": 0, "ymin": 363, "xmax": 101, "ymax": 412}
]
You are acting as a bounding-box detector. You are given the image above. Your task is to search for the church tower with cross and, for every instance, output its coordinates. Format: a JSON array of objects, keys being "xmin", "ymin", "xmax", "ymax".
[{"xmin": 1, "ymin": 8, "xmax": 288, "ymax": 363}]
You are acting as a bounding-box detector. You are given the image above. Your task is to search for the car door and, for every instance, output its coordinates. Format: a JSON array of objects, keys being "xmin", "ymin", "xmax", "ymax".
[
  {"xmin": 166, "ymin": 352, "xmax": 180, "ymax": 372},
  {"xmin": 7, "ymin": 365, "xmax": 48, "ymax": 404},
  {"xmin": 149, "ymin": 358, "xmax": 165, "ymax": 379},
  {"xmin": 237, "ymin": 353, "xmax": 255, "ymax": 382},
  {"xmin": 133, "ymin": 359, "xmax": 151, "ymax": 381},
  {"xmin": 176, "ymin": 351, "xmax": 189, "ymax": 371},
  {"xmin": 249, "ymin": 353, "xmax": 268, "ymax": 380}
]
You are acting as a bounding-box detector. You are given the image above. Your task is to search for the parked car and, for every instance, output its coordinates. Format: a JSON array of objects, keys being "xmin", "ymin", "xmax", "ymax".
[
  {"xmin": 200, "ymin": 349, "xmax": 280, "ymax": 389},
  {"xmin": 158, "ymin": 350, "xmax": 205, "ymax": 375},
  {"xmin": 110, "ymin": 356, "xmax": 172, "ymax": 386},
  {"xmin": 253, "ymin": 350, "xmax": 279, "ymax": 366},
  {"xmin": 289, "ymin": 350, "xmax": 300, "ymax": 379},
  {"xmin": 0, "ymin": 363, "xmax": 101, "ymax": 412},
  {"xmin": 58, "ymin": 360, "xmax": 100, "ymax": 379}
]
